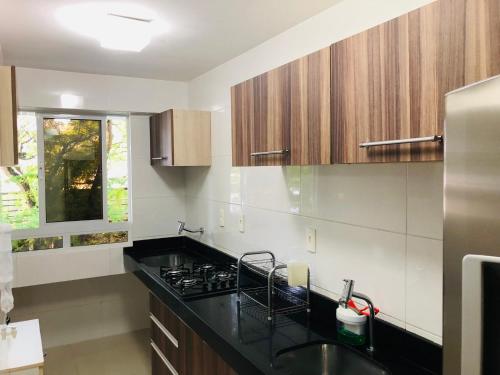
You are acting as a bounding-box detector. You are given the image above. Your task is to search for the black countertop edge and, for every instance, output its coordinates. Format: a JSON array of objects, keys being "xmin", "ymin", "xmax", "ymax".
[{"xmin": 124, "ymin": 236, "xmax": 442, "ymax": 375}]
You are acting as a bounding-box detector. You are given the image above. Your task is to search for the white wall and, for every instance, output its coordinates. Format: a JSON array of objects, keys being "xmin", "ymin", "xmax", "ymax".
[
  {"xmin": 16, "ymin": 67, "xmax": 188, "ymax": 113},
  {"xmin": 186, "ymin": 0, "xmax": 443, "ymax": 344},
  {"xmin": 8, "ymin": 68, "xmax": 189, "ymax": 348},
  {"xmin": 11, "ymin": 68, "xmax": 189, "ymax": 287}
]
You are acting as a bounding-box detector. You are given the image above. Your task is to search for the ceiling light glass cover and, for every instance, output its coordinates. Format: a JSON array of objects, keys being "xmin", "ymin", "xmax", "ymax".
[{"xmin": 56, "ymin": 3, "xmax": 167, "ymax": 52}]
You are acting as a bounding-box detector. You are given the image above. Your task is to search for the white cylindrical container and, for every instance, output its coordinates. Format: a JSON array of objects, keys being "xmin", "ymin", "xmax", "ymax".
[{"xmin": 336, "ymin": 306, "xmax": 367, "ymax": 346}]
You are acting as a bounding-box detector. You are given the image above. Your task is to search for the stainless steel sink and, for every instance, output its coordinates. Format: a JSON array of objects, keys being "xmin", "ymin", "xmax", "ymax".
[{"xmin": 273, "ymin": 341, "xmax": 392, "ymax": 375}]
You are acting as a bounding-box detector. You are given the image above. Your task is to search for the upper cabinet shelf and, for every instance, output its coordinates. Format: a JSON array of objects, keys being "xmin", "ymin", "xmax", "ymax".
[
  {"xmin": 150, "ymin": 109, "xmax": 211, "ymax": 167},
  {"xmin": 230, "ymin": 0, "xmax": 500, "ymax": 166},
  {"xmin": 0, "ymin": 66, "xmax": 18, "ymax": 167},
  {"xmin": 231, "ymin": 47, "xmax": 331, "ymax": 167}
]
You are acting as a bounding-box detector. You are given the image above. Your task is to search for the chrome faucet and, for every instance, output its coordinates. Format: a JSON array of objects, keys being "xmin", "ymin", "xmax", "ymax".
[
  {"xmin": 339, "ymin": 279, "xmax": 376, "ymax": 354},
  {"xmin": 177, "ymin": 221, "xmax": 204, "ymax": 235}
]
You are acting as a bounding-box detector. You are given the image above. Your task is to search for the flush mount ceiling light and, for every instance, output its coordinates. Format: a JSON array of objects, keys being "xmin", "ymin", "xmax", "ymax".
[{"xmin": 56, "ymin": 3, "xmax": 168, "ymax": 52}]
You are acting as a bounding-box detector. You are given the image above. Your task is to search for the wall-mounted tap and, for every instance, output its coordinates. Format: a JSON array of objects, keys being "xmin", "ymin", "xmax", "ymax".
[
  {"xmin": 339, "ymin": 279, "xmax": 376, "ymax": 354},
  {"xmin": 177, "ymin": 221, "xmax": 204, "ymax": 235}
]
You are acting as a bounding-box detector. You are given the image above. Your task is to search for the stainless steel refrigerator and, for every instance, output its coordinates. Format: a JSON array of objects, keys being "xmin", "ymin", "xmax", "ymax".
[{"xmin": 444, "ymin": 74, "xmax": 500, "ymax": 375}]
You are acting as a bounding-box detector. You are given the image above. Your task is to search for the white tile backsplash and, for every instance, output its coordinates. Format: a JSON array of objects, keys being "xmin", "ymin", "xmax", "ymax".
[
  {"xmin": 407, "ymin": 162, "xmax": 444, "ymax": 240},
  {"xmin": 242, "ymin": 166, "xmax": 301, "ymax": 214},
  {"xmin": 301, "ymin": 164, "xmax": 407, "ymax": 233},
  {"xmin": 406, "ymin": 235, "xmax": 443, "ymax": 341},
  {"xmin": 132, "ymin": 196, "xmax": 186, "ymax": 240}
]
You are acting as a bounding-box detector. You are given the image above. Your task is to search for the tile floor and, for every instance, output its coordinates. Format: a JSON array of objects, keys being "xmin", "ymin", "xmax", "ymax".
[{"xmin": 44, "ymin": 329, "xmax": 150, "ymax": 375}]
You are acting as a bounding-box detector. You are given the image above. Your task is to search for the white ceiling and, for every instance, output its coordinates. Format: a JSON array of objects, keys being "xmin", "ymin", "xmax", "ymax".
[{"xmin": 0, "ymin": 0, "xmax": 341, "ymax": 81}]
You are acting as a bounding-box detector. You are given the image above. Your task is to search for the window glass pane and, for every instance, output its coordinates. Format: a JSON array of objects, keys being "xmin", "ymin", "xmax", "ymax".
[
  {"xmin": 0, "ymin": 112, "xmax": 39, "ymax": 229},
  {"xmin": 70, "ymin": 231, "xmax": 128, "ymax": 247},
  {"xmin": 43, "ymin": 118, "xmax": 103, "ymax": 222},
  {"xmin": 106, "ymin": 117, "xmax": 128, "ymax": 223},
  {"xmin": 12, "ymin": 236, "xmax": 63, "ymax": 253}
]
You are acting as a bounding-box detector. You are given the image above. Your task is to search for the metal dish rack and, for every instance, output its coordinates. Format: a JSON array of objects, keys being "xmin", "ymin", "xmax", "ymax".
[{"xmin": 236, "ymin": 251, "xmax": 311, "ymax": 321}]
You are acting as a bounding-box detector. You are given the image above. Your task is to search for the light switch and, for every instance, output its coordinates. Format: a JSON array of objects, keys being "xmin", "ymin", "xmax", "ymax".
[
  {"xmin": 239, "ymin": 215, "xmax": 245, "ymax": 233},
  {"xmin": 219, "ymin": 208, "xmax": 225, "ymax": 227},
  {"xmin": 306, "ymin": 228, "xmax": 316, "ymax": 253}
]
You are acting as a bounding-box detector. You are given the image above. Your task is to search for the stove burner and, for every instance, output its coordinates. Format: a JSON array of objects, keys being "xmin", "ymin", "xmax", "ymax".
[
  {"xmin": 214, "ymin": 271, "xmax": 231, "ymax": 281},
  {"xmin": 160, "ymin": 265, "xmax": 189, "ymax": 280},
  {"xmin": 178, "ymin": 278, "xmax": 198, "ymax": 288},
  {"xmin": 166, "ymin": 269, "xmax": 184, "ymax": 277},
  {"xmin": 198, "ymin": 264, "xmax": 215, "ymax": 271}
]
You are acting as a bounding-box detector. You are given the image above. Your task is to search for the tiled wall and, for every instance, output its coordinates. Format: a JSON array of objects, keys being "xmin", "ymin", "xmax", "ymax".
[
  {"xmin": 130, "ymin": 115, "xmax": 187, "ymax": 241},
  {"xmin": 185, "ymin": 0, "xmax": 443, "ymax": 344}
]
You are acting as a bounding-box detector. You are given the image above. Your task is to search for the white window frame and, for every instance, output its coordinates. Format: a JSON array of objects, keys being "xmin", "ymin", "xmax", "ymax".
[{"xmin": 11, "ymin": 112, "xmax": 132, "ymax": 249}]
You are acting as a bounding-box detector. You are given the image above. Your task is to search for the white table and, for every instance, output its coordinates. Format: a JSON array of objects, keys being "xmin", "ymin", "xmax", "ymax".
[{"xmin": 0, "ymin": 319, "xmax": 44, "ymax": 375}]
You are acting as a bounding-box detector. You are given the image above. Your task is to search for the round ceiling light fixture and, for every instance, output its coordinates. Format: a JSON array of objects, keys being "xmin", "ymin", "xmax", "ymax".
[{"xmin": 56, "ymin": 2, "xmax": 168, "ymax": 52}]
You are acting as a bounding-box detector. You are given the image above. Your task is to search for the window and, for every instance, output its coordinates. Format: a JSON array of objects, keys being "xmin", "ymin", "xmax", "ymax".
[
  {"xmin": 0, "ymin": 112, "xmax": 130, "ymax": 250},
  {"xmin": 43, "ymin": 118, "xmax": 103, "ymax": 222}
]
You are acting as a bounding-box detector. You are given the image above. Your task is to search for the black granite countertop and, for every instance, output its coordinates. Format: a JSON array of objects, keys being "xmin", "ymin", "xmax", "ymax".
[{"xmin": 124, "ymin": 236, "xmax": 442, "ymax": 375}]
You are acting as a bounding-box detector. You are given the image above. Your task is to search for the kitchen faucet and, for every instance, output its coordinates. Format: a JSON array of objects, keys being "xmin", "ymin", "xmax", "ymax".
[
  {"xmin": 177, "ymin": 221, "xmax": 204, "ymax": 235},
  {"xmin": 339, "ymin": 279, "xmax": 376, "ymax": 354}
]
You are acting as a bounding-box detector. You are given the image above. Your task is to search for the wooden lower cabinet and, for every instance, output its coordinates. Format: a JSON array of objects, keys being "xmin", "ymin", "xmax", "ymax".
[
  {"xmin": 178, "ymin": 324, "xmax": 237, "ymax": 375},
  {"xmin": 150, "ymin": 293, "xmax": 237, "ymax": 375}
]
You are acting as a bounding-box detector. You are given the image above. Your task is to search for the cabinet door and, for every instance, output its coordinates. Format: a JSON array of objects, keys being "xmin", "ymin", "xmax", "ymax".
[
  {"xmin": 179, "ymin": 322, "xmax": 237, "ymax": 375},
  {"xmin": 0, "ymin": 66, "xmax": 18, "ymax": 166},
  {"xmin": 463, "ymin": 0, "xmax": 500, "ymax": 84},
  {"xmin": 231, "ymin": 65, "xmax": 291, "ymax": 167},
  {"xmin": 231, "ymin": 48, "xmax": 330, "ymax": 167},
  {"xmin": 290, "ymin": 47, "xmax": 331, "ymax": 165},
  {"xmin": 332, "ymin": 1, "xmax": 448, "ymax": 163},
  {"xmin": 172, "ymin": 110, "xmax": 211, "ymax": 166},
  {"xmin": 150, "ymin": 111, "xmax": 173, "ymax": 166}
]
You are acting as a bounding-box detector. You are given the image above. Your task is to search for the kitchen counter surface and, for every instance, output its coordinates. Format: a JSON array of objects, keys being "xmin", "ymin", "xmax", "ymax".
[{"xmin": 124, "ymin": 237, "xmax": 441, "ymax": 375}]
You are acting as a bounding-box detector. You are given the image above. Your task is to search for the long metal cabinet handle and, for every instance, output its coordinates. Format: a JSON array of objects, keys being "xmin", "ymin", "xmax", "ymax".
[
  {"xmin": 250, "ymin": 149, "xmax": 289, "ymax": 157},
  {"xmin": 151, "ymin": 341, "xmax": 179, "ymax": 375},
  {"xmin": 151, "ymin": 156, "xmax": 168, "ymax": 160},
  {"xmin": 359, "ymin": 135, "xmax": 443, "ymax": 148}
]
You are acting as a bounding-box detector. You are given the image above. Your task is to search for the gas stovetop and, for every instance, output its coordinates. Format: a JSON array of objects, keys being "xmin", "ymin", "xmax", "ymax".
[{"xmin": 141, "ymin": 251, "xmax": 258, "ymax": 299}]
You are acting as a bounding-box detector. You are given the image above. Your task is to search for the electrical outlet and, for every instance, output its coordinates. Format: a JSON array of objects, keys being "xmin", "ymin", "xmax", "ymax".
[
  {"xmin": 239, "ymin": 215, "xmax": 245, "ymax": 233},
  {"xmin": 219, "ymin": 208, "xmax": 225, "ymax": 227},
  {"xmin": 306, "ymin": 228, "xmax": 316, "ymax": 253}
]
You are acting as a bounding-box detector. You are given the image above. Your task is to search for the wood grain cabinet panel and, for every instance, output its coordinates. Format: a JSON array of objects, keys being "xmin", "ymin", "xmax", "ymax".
[
  {"xmin": 0, "ymin": 66, "xmax": 18, "ymax": 167},
  {"xmin": 231, "ymin": 47, "xmax": 330, "ymax": 166},
  {"xmin": 464, "ymin": 0, "xmax": 500, "ymax": 84},
  {"xmin": 290, "ymin": 47, "xmax": 331, "ymax": 165},
  {"xmin": 332, "ymin": 0, "xmax": 500, "ymax": 164},
  {"xmin": 178, "ymin": 322, "xmax": 237, "ymax": 375},
  {"xmin": 150, "ymin": 294, "xmax": 237, "ymax": 375},
  {"xmin": 332, "ymin": 1, "xmax": 447, "ymax": 163},
  {"xmin": 150, "ymin": 109, "xmax": 211, "ymax": 167},
  {"xmin": 150, "ymin": 111, "xmax": 173, "ymax": 167}
]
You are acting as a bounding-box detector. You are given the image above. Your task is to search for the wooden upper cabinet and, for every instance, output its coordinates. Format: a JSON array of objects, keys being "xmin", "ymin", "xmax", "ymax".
[
  {"xmin": 231, "ymin": 47, "xmax": 331, "ymax": 166},
  {"xmin": 332, "ymin": 1, "xmax": 446, "ymax": 163},
  {"xmin": 0, "ymin": 66, "xmax": 18, "ymax": 167},
  {"xmin": 462, "ymin": 0, "xmax": 500, "ymax": 84},
  {"xmin": 290, "ymin": 48, "xmax": 331, "ymax": 165},
  {"xmin": 332, "ymin": 0, "xmax": 500, "ymax": 164},
  {"xmin": 150, "ymin": 109, "xmax": 211, "ymax": 167}
]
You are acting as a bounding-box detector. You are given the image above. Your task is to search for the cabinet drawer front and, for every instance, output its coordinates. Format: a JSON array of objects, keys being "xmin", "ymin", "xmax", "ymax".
[
  {"xmin": 151, "ymin": 313, "xmax": 179, "ymax": 370},
  {"xmin": 150, "ymin": 294, "xmax": 180, "ymax": 339},
  {"xmin": 152, "ymin": 341, "xmax": 178, "ymax": 375}
]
